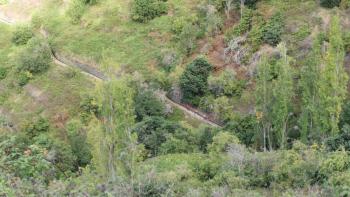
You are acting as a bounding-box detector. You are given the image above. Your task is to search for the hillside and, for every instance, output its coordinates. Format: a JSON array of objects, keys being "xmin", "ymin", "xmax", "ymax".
[{"xmin": 1, "ymin": 0, "xmax": 350, "ymax": 196}]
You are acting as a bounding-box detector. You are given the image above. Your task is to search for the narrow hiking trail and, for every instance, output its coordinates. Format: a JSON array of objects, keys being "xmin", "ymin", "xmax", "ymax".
[{"xmin": 0, "ymin": 14, "xmax": 222, "ymax": 128}]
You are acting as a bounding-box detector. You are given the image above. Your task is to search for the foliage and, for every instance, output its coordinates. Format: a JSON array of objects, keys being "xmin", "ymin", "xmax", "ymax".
[
  {"xmin": 262, "ymin": 12, "xmax": 284, "ymax": 46},
  {"xmin": 212, "ymin": 96, "xmax": 236, "ymax": 122},
  {"xmin": 299, "ymin": 34, "xmax": 323, "ymax": 142},
  {"xmin": 208, "ymin": 132, "xmax": 240, "ymax": 153},
  {"xmin": 344, "ymin": 32, "xmax": 350, "ymax": 52},
  {"xmin": 225, "ymin": 8, "xmax": 253, "ymax": 41},
  {"xmin": 11, "ymin": 25, "xmax": 34, "ymax": 45},
  {"xmin": 16, "ymin": 38, "xmax": 51, "ymax": 74},
  {"xmin": 133, "ymin": 116, "xmax": 189, "ymax": 156},
  {"xmin": 319, "ymin": 16, "xmax": 348, "ymax": 136},
  {"xmin": 134, "ymin": 88, "xmax": 165, "ymax": 121},
  {"xmin": 23, "ymin": 117, "xmax": 50, "ymax": 139},
  {"xmin": 178, "ymin": 23, "xmax": 200, "ymax": 55},
  {"xmin": 131, "ymin": 0, "xmax": 168, "ymax": 23},
  {"xmin": 79, "ymin": 95, "xmax": 100, "ymax": 123},
  {"xmin": 0, "ymin": 67, "xmax": 7, "ymax": 80},
  {"xmin": 208, "ymin": 69, "xmax": 246, "ymax": 97},
  {"xmin": 197, "ymin": 126, "xmax": 219, "ymax": 153},
  {"xmin": 66, "ymin": 0, "xmax": 86, "ymax": 24},
  {"xmin": 224, "ymin": 115, "xmax": 257, "ymax": 147},
  {"xmin": 320, "ymin": 0, "xmax": 341, "ymax": 8},
  {"xmin": 319, "ymin": 150, "xmax": 350, "ymax": 178},
  {"xmin": 179, "ymin": 57, "xmax": 213, "ymax": 105},
  {"xmin": 66, "ymin": 120, "xmax": 92, "ymax": 168},
  {"xmin": 0, "ymin": 136, "xmax": 51, "ymax": 180},
  {"xmin": 325, "ymin": 125, "xmax": 350, "ymax": 151},
  {"xmin": 339, "ymin": 100, "xmax": 350, "ymax": 129}
]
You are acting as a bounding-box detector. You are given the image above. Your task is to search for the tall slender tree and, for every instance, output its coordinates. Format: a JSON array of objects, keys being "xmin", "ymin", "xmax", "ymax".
[
  {"xmin": 89, "ymin": 77, "xmax": 138, "ymax": 191},
  {"xmin": 272, "ymin": 42, "xmax": 293, "ymax": 149},
  {"xmin": 319, "ymin": 15, "xmax": 348, "ymax": 136},
  {"xmin": 255, "ymin": 55, "xmax": 273, "ymax": 151},
  {"xmin": 256, "ymin": 42, "xmax": 293, "ymax": 150},
  {"xmin": 299, "ymin": 33, "xmax": 323, "ymax": 142}
]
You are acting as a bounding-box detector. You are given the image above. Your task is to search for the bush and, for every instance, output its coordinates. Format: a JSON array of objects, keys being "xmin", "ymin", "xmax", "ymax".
[
  {"xmin": 17, "ymin": 71, "xmax": 32, "ymax": 86},
  {"xmin": 208, "ymin": 132, "xmax": 240, "ymax": 153},
  {"xmin": 133, "ymin": 116, "xmax": 187, "ymax": 156},
  {"xmin": 320, "ymin": 0, "xmax": 341, "ymax": 8},
  {"xmin": 262, "ymin": 12, "xmax": 284, "ymax": 46},
  {"xmin": 159, "ymin": 137, "xmax": 192, "ymax": 154},
  {"xmin": 224, "ymin": 115, "xmax": 257, "ymax": 147},
  {"xmin": 66, "ymin": 120, "xmax": 92, "ymax": 168},
  {"xmin": 178, "ymin": 23, "xmax": 199, "ymax": 55},
  {"xmin": 224, "ymin": 9, "xmax": 253, "ymax": 41},
  {"xmin": 344, "ymin": 32, "xmax": 350, "ymax": 53},
  {"xmin": 179, "ymin": 57, "xmax": 213, "ymax": 105},
  {"xmin": 23, "ymin": 117, "xmax": 50, "ymax": 139},
  {"xmin": 0, "ymin": 67, "xmax": 7, "ymax": 80},
  {"xmin": 131, "ymin": 0, "xmax": 168, "ymax": 23},
  {"xmin": 192, "ymin": 158, "xmax": 221, "ymax": 181},
  {"xmin": 197, "ymin": 126, "xmax": 219, "ymax": 153},
  {"xmin": 320, "ymin": 150, "xmax": 350, "ymax": 178},
  {"xmin": 16, "ymin": 38, "xmax": 51, "ymax": 74},
  {"xmin": 340, "ymin": 0, "xmax": 350, "ymax": 9},
  {"xmin": 208, "ymin": 68, "xmax": 246, "ymax": 97},
  {"xmin": 11, "ymin": 25, "xmax": 34, "ymax": 45},
  {"xmin": 66, "ymin": 0, "xmax": 86, "ymax": 24},
  {"xmin": 134, "ymin": 89, "xmax": 165, "ymax": 121},
  {"xmin": 326, "ymin": 125, "xmax": 350, "ymax": 151}
]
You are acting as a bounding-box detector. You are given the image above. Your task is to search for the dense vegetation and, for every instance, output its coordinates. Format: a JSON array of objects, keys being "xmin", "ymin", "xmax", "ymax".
[{"xmin": 1, "ymin": 0, "xmax": 350, "ymax": 196}]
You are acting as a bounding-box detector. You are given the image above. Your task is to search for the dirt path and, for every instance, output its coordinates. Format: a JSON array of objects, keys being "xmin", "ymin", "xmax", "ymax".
[{"xmin": 0, "ymin": 14, "xmax": 222, "ymax": 128}]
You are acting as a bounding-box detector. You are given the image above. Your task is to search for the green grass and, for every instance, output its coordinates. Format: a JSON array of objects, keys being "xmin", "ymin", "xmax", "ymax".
[{"xmin": 38, "ymin": 0, "xmax": 199, "ymax": 74}]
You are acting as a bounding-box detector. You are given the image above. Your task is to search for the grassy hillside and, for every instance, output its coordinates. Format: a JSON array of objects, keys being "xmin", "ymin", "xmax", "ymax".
[{"xmin": 2, "ymin": 0, "xmax": 350, "ymax": 196}]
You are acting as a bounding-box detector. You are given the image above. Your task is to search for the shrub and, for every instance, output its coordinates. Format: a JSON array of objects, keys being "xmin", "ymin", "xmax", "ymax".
[
  {"xmin": 23, "ymin": 117, "xmax": 50, "ymax": 138},
  {"xmin": 134, "ymin": 89, "xmax": 165, "ymax": 121},
  {"xmin": 344, "ymin": 32, "xmax": 350, "ymax": 53},
  {"xmin": 66, "ymin": 120, "xmax": 92, "ymax": 168},
  {"xmin": 224, "ymin": 115, "xmax": 257, "ymax": 147},
  {"xmin": 208, "ymin": 132, "xmax": 240, "ymax": 153},
  {"xmin": 81, "ymin": 0, "xmax": 98, "ymax": 4},
  {"xmin": 340, "ymin": 0, "xmax": 350, "ymax": 9},
  {"xmin": 192, "ymin": 158, "xmax": 221, "ymax": 181},
  {"xmin": 213, "ymin": 96, "xmax": 235, "ymax": 122},
  {"xmin": 326, "ymin": 125, "xmax": 350, "ymax": 151},
  {"xmin": 262, "ymin": 12, "xmax": 284, "ymax": 46},
  {"xmin": 320, "ymin": 0, "xmax": 341, "ymax": 8},
  {"xmin": 208, "ymin": 68, "xmax": 246, "ymax": 97},
  {"xmin": 11, "ymin": 25, "xmax": 34, "ymax": 45},
  {"xmin": 178, "ymin": 23, "xmax": 199, "ymax": 55},
  {"xmin": 17, "ymin": 71, "xmax": 32, "ymax": 86},
  {"xmin": 224, "ymin": 9, "xmax": 253, "ymax": 41},
  {"xmin": 0, "ymin": 67, "xmax": 7, "ymax": 80},
  {"xmin": 66, "ymin": 0, "xmax": 86, "ymax": 24},
  {"xmin": 133, "ymin": 116, "xmax": 186, "ymax": 156},
  {"xmin": 171, "ymin": 15, "xmax": 197, "ymax": 35},
  {"xmin": 16, "ymin": 38, "xmax": 51, "ymax": 74},
  {"xmin": 179, "ymin": 57, "xmax": 213, "ymax": 105},
  {"xmin": 159, "ymin": 137, "xmax": 192, "ymax": 154},
  {"xmin": 320, "ymin": 150, "xmax": 350, "ymax": 178},
  {"xmin": 80, "ymin": 95, "xmax": 100, "ymax": 116},
  {"xmin": 197, "ymin": 126, "xmax": 219, "ymax": 153},
  {"xmin": 246, "ymin": 14, "xmax": 265, "ymax": 51},
  {"xmin": 131, "ymin": 0, "xmax": 168, "ymax": 23}
]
